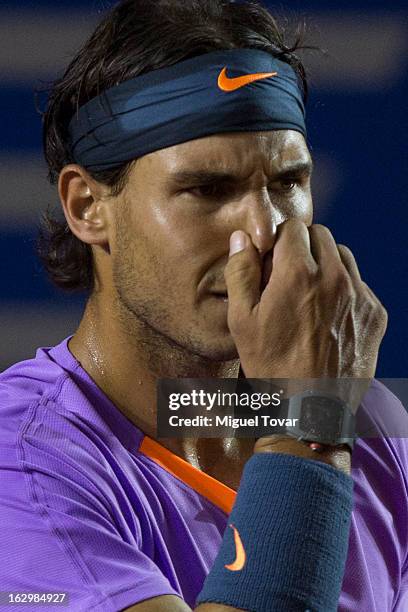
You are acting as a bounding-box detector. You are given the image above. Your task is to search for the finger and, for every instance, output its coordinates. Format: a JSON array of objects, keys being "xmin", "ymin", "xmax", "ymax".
[
  {"xmin": 224, "ymin": 231, "xmax": 261, "ymax": 316},
  {"xmin": 272, "ymin": 219, "xmax": 316, "ymax": 270},
  {"xmin": 337, "ymin": 244, "xmax": 362, "ymax": 283},
  {"xmin": 261, "ymin": 250, "xmax": 273, "ymax": 292},
  {"xmin": 309, "ymin": 224, "xmax": 342, "ymax": 268}
]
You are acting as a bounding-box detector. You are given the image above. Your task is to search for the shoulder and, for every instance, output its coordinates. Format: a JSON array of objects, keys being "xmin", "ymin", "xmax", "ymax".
[
  {"xmin": 0, "ymin": 341, "xmax": 128, "ymax": 499},
  {"xmin": 0, "ymin": 346, "xmax": 68, "ymax": 443},
  {"xmin": 0, "ymin": 342, "xmax": 147, "ymax": 547},
  {"xmin": 0, "ymin": 351, "xmax": 177, "ymax": 610}
]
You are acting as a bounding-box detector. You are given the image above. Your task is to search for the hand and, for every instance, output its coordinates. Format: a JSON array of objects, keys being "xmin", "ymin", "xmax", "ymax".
[{"xmin": 224, "ymin": 220, "xmax": 388, "ymax": 380}]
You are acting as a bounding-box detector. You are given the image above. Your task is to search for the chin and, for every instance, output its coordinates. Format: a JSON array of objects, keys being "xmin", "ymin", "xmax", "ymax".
[{"xmin": 187, "ymin": 334, "xmax": 239, "ymax": 362}]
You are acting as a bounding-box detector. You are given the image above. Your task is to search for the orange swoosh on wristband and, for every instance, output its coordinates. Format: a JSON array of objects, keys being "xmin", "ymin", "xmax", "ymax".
[
  {"xmin": 224, "ymin": 524, "xmax": 246, "ymax": 571},
  {"xmin": 218, "ymin": 67, "xmax": 278, "ymax": 92}
]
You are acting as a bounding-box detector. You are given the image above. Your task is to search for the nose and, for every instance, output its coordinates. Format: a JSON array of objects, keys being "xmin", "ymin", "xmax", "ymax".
[{"xmin": 241, "ymin": 188, "xmax": 280, "ymax": 256}]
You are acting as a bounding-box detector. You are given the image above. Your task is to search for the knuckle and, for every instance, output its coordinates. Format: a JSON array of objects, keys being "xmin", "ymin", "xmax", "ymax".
[
  {"xmin": 310, "ymin": 223, "xmax": 331, "ymax": 236},
  {"xmin": 359, "ymin": 287, "xmax": 388, "ymax": 333},
  {"xmin": 227, "ymin": 309, "xmax": 246, "ymax": 334},
  {"xmin": 337, "ymin": 244, "xmax": 354, "ymax": 261},
  {"xmin": 288, "ymin": 258, "xmax": 318, "ymax": 284},
  {"xmin": 225, "ymin": 254, "xmax": 250, "ymax": 280},
  {"xmin": 327, "ymin": 266, "xmax": 353, "ymax": 293},
  {"xmin": 336, "ymin": 269, "xmax": 353, "ymax": 291},
  {"xmin": 362, "ymin": 283, "xmax": 388, "ymax": 317},
  {"xmin": 360, "ymin": 281, "xmax": 375, "ymax": 300},
  {"xmin": 285, "ymin": 217, "xmax": 304, "ymax": 229},
  {"xmin": 280, "ymin": 217, "xmax": 306, "ymax": 235},
  {"xmin": 227, "ymin": 270, "xmax": 255, "ymax": 299},
  {"xmin": 376, "ymin": 303, "xmax": 388, "ymax": 326}
]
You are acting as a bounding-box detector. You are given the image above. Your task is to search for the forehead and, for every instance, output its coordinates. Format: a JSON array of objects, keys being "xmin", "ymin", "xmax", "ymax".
[{"xmin": 139, "ymin": 130, "xmax": 311, "ymax": 175}]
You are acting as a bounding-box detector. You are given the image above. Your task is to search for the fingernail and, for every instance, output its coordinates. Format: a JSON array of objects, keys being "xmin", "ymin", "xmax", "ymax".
[{"xmin": 229, "ymin": 231, "xmax": 247, "ymax": 257}]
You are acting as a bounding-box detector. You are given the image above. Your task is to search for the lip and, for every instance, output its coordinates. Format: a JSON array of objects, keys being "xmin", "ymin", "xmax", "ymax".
[
  {"xmin": 210, "ymin": 287, "xmax": 228, "ymax": 296},
  {"xmin": 211, "ymin": 292, "xmax": 229, "ymax": 303}
]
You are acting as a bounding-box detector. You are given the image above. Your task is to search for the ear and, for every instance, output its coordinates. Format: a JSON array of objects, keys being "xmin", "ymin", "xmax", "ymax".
[{"xmin": 58, "ymin": 165, "xmax": 112, "ymax": 247}]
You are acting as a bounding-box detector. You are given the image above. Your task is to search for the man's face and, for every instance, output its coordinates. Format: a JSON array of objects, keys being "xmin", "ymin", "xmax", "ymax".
[{"xmin": 110, "ymin": 130, "xmax": 313, "ymax": 361}]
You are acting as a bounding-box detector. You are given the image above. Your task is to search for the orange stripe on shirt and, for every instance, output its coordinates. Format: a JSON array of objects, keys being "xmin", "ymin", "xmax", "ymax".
[{"xmin": 139, "ymin": 436, "xmax": 236, "ymax": 515}]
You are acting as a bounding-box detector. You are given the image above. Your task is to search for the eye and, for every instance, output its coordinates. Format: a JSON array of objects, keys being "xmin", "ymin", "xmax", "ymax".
[
  {"xmin": 280, "ymin": 179, "xmax": 296, "ymax": 191},
  {"xmin": 268, "ymin": 178, "xmax": 298, "ymax": 193},
  {"xmin": 187, "ymin": 183, "xmax": 226, "ymax": 198}
]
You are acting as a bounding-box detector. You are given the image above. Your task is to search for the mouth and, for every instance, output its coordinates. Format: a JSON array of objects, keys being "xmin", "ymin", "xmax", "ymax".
[{"xmin": 211, "ymin": 291, "xmax": 229, "ymax": 302}]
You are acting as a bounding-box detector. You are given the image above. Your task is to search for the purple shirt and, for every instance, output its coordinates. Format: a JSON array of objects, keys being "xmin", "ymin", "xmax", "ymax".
[{"xmin": 0, "ymin": 337, "xmax": 407, "ymax": 611}]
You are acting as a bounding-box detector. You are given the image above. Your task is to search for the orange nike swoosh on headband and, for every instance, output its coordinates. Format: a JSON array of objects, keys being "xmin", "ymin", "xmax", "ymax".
[
  {"xmin": 218, "ymin": 66, "xmax": 278, "ymax": 92},
  {"xmin": 224, "ymin": 524, "xmax": 246, "ymax": 571}
]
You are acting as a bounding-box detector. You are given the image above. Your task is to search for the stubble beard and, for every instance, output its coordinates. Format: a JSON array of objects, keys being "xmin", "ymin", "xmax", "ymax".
[{"xmin": 112, "ymin": 243, "xmax": 239, "ymax": 377}]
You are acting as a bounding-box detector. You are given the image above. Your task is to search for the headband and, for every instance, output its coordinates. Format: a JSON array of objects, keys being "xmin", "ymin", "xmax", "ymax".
[{"xmin": 68, "ymin": 48, "xmax": 306, "ymax": 171}]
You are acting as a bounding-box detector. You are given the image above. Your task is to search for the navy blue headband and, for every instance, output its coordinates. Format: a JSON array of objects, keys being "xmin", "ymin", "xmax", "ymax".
[{"xmin": 68, "ymin": 48, "xmax": 306, "ymax": 171}]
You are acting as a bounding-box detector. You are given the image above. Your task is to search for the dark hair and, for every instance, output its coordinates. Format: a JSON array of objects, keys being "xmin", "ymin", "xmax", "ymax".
[{"xmin": 38, "ymin": 0, "xmax": 309, "ymax": 293}]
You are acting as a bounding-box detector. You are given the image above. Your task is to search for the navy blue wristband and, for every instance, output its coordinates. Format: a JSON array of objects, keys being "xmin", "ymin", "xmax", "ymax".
[{"xmin": 196, "ymin": 453, "xmax": 353, "ymax": 612}]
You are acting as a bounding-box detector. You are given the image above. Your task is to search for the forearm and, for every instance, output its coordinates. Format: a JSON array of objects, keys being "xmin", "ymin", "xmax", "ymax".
[{"xmin": 196, "ymin": 448, "xmax": 353, "ymax": 612}]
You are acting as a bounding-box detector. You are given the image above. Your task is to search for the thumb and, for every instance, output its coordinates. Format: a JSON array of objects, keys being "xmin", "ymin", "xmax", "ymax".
[{"xmin": 224, "ymin": 231, "xmax": 261, "ymax": 317}]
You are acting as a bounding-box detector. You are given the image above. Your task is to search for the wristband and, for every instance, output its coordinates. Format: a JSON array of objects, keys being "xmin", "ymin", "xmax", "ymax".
[{"xmin": 196, "ymin": 453, "xmax": 353, "ymax": 612}]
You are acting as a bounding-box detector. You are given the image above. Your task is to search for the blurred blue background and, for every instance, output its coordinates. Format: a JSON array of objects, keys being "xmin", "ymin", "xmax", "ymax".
[{"xmin": 1, "ymin": 0, "xmax": 407, "ymax": 375}]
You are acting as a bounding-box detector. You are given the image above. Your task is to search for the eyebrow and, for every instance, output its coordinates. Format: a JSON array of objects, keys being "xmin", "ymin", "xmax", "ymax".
[{"xmin": 169, "ymin": 160, "xmax": 314, "ymax": 185}]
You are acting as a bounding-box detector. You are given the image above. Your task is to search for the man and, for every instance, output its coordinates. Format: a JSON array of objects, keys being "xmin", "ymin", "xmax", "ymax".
[{"xmin": 1, "ymin": 1, "xmax": 407, "ymax": 610}]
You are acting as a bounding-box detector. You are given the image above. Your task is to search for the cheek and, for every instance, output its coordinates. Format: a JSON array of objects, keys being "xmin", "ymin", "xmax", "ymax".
[
  {"xmin": 118, "ymin": 213, "xmax": 206, "ymax": 300},
  {"xmin": 139, "ymin": 199, "xmax": 218, "ymax": 263},
  {"xmin": 292, "ymin": 191, "xmax": 313, "ymax": 225}
]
